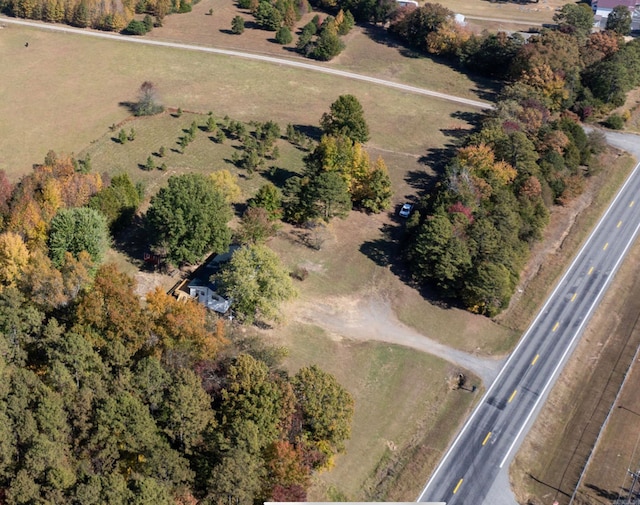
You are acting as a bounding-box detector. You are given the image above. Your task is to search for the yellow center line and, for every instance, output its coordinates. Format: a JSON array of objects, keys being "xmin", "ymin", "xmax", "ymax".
[
  {"xmin": 482, "ymin": 432, "xmax": 491, "ymax": 446},
  {"xmin": 571, "ymin": 293, "xmax": 577, "ymax": 302},
  {"xmin": 552, "ymin": 322, "xmax": 559, "ymax": 332},
  {"xmin": 617, "ymin": 221, "xmax": 622, "ymax": 228},
  {"xmin": 531, "ymin": 354, "xmax": 539, "ymax": 366},
  {"xmin": 588, "ymin": 266, "xmax": 594, "ymax": 275},
  {"xmin": 603, "ymin": 242, "xmax": 609, "ymax": 251},
  {"xmin": 453, "ymin": 478, "xmax": 463, "ymax": 494},
  {"xmin": 508, "ymin": 390, "xmax": 517, "ymax": 403}
]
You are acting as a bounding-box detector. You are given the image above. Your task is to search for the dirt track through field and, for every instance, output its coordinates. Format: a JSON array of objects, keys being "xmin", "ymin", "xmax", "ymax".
[
  {"xmin": 295, "ymin": 295, "xmax": 504, "ymax": 386},
  {"xmin": 0, "ymin": 17, "xmax": 492, "ymax": 111}
]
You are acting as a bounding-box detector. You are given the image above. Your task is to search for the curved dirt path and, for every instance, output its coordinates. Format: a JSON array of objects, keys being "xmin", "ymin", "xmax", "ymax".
[
  {"xmin": 295, "ymin": 295, "xmax": 505, "ymax": 386},
  {"xmin": 0, "ymin": 17, "xmax": 492, "ymax": 111}
]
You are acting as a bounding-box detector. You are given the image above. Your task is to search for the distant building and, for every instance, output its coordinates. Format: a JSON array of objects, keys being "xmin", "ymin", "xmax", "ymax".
[
  {"xmin": 592, "ymin": 0, "xmax": 640, "ymax": 29},
  {"xmin": 396, "ymin": 0, "xmax": 418, "ymax": 8},
  {"xmin": 173, "ymin": 245, "xmax": 239, "ymax": 313},
  {"xmin": 454, "ymin": 13, "xmax": 466, "ymax": 25}
]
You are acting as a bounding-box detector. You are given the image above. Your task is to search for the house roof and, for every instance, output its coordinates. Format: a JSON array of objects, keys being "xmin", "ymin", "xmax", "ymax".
[
  {"xmin": 185, "ymin": 245, "xmax": 239, "ymax": 313},
  {"xmin": 595, "ymin": 0, "xmax": 639, "ymax": 9},
  {"xmin": 187, "ymin": 245, "xmax": 240, "ymax": 290}
]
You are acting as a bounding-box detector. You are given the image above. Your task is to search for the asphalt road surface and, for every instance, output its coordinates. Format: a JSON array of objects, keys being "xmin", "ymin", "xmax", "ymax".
[{"xmin": 419, "ymin": 138, "xmax": 640, "ymax": 504}]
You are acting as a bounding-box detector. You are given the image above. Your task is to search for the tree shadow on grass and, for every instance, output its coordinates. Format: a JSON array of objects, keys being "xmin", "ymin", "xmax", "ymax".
[
  {"xmin": 404, "ymin": 168, "xmax": 436, "ymax": 191},
  {"xmin": 584, "ymin": 483, "xmax": 622, "ymax": 501},
  {"xmin": 111, "ymin": 215, "xmax": 158, "ymax": 271},
  {"xmin": 359, "ymin": 221, "xmax": 407, "ymax": 274},
  {"xmin": 418, "ymin": 146, "xmax": 452, "ymax": 174},
  {"xmin": 263, "ymin": 166, "xmax": 299, "ymax": 186},
  {"xmin": 293, "ymin": 124, "xmax": 323, "ymax": 142},
  {"xmin": 361, "ymin": 23, "xmax": 402, "ymax": 49},
  {"xmin": 118, "ymin": 101, "xmax": 138, "ymax": 114},
  {"xmin": 452, "ymin": 110, "xmax": 486, "ymax": 127}
]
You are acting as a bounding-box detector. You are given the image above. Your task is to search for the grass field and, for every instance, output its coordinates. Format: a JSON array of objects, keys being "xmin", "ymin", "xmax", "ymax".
[
  {"xmin": 77, "ymin": 111, "xmax": 309, "ymax": 197},
  {"xmin": 0, "ymin": 20, "xmax": 487, "ymax": 180},
  {"xmin": 264, "ymin": 322, "xmax": 481, "ymax": 501},
  {"xmin": 438, "ymin": 0, "xmax": 565, "ymax": 23}
]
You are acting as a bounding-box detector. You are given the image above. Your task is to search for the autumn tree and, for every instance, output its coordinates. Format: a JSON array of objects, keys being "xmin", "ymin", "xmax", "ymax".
[
  {"xmin": 264, "ymin": 440, "xmax": 310, "ymax": 496},
  {"xmin": 0, "ymin": 232, "xmax": 30, "ymax": 290},
  {"xmin": 210, "ymin": 170, "xmax": 242, "ymax": 204},
  {"xmin": 238, "ymin": 207, "xmax": 280, "ymax": 245},
  {"xmin": 0, "ymin": 170, "xmax": 13, "ymax": 223},
  {"xmin": 320, "ymin": 95, "xmax": 370, "ymax": 143},
  {"xmin": 75, "ymin": 263, "xmax": 148, "ymax": 356},
  {"xmin": 20, "ymin": 250, "xmax": 67, "ymax": 310},
  {"xmin": 582, "ymin": 30, "xmax": 620, "ymax": 66},
  {"xmin": 145, "ymin": 287, "xmax": 221, "ymax": 366},
  {"xmin": 358, "ymin": 157, "xmax": 393, "ymax": 213},
  {"xmin": 217, "ymin": 244, "xmax": 296, "ymax": 323},
  {"xmin": 388, "ymin": 2, "xmax": 454, "ymax": 52},
  {"xmin": 146, "ymin": 174, "xmax": 232, "ymax": 265}
]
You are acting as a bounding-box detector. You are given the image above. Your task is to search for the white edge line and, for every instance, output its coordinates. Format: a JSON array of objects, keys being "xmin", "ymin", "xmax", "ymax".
[
  {"xmin": 418, "ymin": 158, "xmax": 640, "ymax": 501},
  {"xmin": 0, "ymin": 17, "xmax": 492, "ymax": 110},
  {"xmin": 499, "ymin": 213, "xmax": 640, "ymax": 468}
]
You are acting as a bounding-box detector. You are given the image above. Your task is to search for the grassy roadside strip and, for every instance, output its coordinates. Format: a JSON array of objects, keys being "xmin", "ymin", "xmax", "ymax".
[
  {"xmin": 576, "ymin": 322, "xmax": 640, "ymax": 504},
  {"xmin": 499, "ymin": 153, "xmax": 636, "ymax": 333},
  {"xmin": 508, "ymin": 153, "xmax": 640, "ymax": 503},
  {"xmin": 265, "ymin": 322, "xmax": 482, "ymax": 501},
  {"xmin": 510, "ymin": 211, "xmax": 640, "ymax": 505}
]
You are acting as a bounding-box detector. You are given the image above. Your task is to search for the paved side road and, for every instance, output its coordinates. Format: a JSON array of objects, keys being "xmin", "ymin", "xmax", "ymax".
[{"xmin": 0, "ymin": 16, "xmax": 493, "ymax": 110}]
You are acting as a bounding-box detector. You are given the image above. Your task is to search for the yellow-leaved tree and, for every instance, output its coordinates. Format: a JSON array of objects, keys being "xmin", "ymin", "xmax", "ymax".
[{"xmin": 0, "ymin": 232, "xmax": 30, "ymax": 290}]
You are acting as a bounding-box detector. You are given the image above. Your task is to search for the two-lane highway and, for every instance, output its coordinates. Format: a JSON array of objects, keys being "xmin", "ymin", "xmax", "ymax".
[{"xmin": 419, "ymin": 153, "xmax": 640, "ymax": 504}]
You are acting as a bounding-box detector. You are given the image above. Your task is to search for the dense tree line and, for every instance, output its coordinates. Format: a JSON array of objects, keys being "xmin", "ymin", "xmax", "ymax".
[
  {"xmin": 1, "ymin": 0, "xmax": 197, "ymax": 31},
  {"xmin": 396, "ymin": 4, "xmax": 623, "ymax": 316},
  {"xmin": 0, "ymin": 273, "xmax": 353, "ymax": 503},
  {"xmin": 388, "ymin": 2, "xmax": 640, "ymax": 113},
  {"xmin": 0, "ymin": 153, "xmax": 353, "ymax": 503}
]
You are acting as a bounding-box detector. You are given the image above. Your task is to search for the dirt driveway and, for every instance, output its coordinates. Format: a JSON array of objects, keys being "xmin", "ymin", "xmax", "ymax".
[{"xmin": 294, "ymin": 294, "xmax": 505, "ymax": 386}]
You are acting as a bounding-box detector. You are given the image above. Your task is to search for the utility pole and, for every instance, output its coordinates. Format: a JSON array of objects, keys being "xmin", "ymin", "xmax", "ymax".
[{"xmin": 625, "ymin": 467, "xmax": 640, "ymax": 505}]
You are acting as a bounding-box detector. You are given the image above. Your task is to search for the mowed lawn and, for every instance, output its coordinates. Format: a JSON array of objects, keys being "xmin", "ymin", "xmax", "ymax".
[
  {"xmin": 266, "ymin": 323, "xmax": 481, "ymax": 501},
  {"xmin": 0, "ymin": 22, "xmax": 485, "ymax": 180}
]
